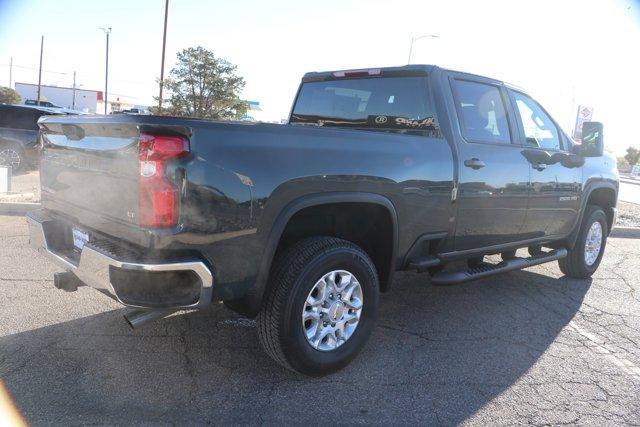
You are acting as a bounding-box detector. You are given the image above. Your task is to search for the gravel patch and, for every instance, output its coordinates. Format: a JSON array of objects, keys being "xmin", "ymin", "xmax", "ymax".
[{"xmin": 617, "ymin": 201, "xmax": 640, "ymax": 228}]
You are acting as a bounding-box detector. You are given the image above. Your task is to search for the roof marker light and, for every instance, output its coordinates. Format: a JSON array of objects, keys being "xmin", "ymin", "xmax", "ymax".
[{"xmin": 332, "ymin": 68, "xmax": 382, "ymax": 78}]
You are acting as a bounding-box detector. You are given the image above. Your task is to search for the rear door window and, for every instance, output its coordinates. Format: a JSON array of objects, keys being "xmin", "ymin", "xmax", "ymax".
[
  {"xmin": 452, "ymin": 80, "xmax": 512, "ymax": 144},
  {"xmin": 291, "ymin": 76, "xmax": 440, "ymax": 135}
]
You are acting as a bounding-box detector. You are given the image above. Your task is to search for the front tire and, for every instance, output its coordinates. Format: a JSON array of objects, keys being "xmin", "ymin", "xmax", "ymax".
[
  {"xmin": 559, "ymin": 205, "xmax": 608, "ymax": 279},
  {"xmin": 257, "ymin": 237, "xmax": 379, "ymax": 376}
]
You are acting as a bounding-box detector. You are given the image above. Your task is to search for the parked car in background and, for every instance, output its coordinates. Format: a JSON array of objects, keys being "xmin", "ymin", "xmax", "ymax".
[
  {"xmin": 0, "ymin": 104, "xmax": 66, "ymax": 172},
  {"xmin": 24, "ymin": 99, "xmax": 61, "ymax": 108}
]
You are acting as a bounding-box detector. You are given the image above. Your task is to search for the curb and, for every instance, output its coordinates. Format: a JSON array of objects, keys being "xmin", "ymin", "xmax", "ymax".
[
  {"xmin": 620, "ymin": 178, "xmax": 640, "ymax": 186},
  {"xmin": 611, "ymin": 226, "xmax": 640, "ymax": 239},
  {"xmin": 0, "ymin": 202, "xmax": 41, "ymax": 215}
]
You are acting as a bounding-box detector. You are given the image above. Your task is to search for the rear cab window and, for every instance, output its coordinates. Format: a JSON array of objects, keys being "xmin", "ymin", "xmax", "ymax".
[{"xmin": 290, "ymin": 75, "xmax": 441, "ymax": 137}]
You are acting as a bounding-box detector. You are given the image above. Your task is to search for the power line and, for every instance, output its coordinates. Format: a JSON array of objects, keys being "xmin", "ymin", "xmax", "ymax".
[
  {"xmin": 0, "ymin": 63, "xmax": 154, "ymax": 87},
  {"xmin": 0, "ymin": 63, "xmax": 71, "ymax": 76},
  {"xmin": 3, "ymin": 58, "xmax": 154, "ymax": 102}
]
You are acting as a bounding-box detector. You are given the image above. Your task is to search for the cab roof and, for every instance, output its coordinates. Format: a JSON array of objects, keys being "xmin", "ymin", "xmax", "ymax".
[
  {"xmin": 301, "ymin": 64, "xmax": 521, "ymax": 89},
  {"xmin": 302, "ymin": 65, "xmax": 436, "ymax": 82}
]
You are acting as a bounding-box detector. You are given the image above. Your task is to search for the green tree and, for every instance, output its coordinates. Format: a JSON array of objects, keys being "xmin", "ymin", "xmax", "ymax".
[
  {"xmin": 625, "ymin": 146, "xmax": 640, "ymax": 166},
  {"xmin": 0, "ymin": 86, "xmax": 21, "ymax": 104},
  {"xmin": 158, "ymin": 46, "xmax": 247, "ymax": 119},
  {"xmin": 616, "ymin": 156, "xmax": 630, "ymax": 170}
]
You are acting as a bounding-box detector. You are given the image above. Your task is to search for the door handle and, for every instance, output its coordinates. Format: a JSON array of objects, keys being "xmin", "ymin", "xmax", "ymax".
[
  {"xmin": 464, "ymin": 158, "xmax": 486, "ymax": 169},
  {"xmin": 532, "ymin": 163, "xmax": 547, "ymax": 171}
]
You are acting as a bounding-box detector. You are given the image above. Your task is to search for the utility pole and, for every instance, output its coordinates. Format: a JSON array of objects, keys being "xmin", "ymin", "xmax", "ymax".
[
  {"xmin": 100, "ymin": 27, "xmax": 112, "ymax": 115},
  {"xmin": 37, "ymin": 36, "xmax": 44, "ymax": 104},
  {"xmin": 8, "ymin": 56, "xmax": 12, "ymax": 88},
  {"xmin": 158, "ymin": 0, "xmax": 169, "ymax": 114},
  {"xmin": 72, "ymin": 71, "xmax": 77, "ymax": 109}
]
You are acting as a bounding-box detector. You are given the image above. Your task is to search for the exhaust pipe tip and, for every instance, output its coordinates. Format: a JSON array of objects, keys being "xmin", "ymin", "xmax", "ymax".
[{"xmin": 124, "ymin": 309, "xmax": 175, "ymax": 329}]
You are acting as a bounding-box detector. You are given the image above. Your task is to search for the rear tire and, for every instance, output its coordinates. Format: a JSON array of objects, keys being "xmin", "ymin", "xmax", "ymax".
[
  {"xmin": 559, "ymin": 205, "xmax": 608, "ymax": 279},
  {"xmin": 257, "ymin": 237, "xmax": 379, "ymax": 377}
]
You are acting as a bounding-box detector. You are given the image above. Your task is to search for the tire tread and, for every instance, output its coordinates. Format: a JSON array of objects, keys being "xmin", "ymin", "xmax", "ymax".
[{"xmin": 256, "ymin": 236, "xmax": 374, "ymax": 374}]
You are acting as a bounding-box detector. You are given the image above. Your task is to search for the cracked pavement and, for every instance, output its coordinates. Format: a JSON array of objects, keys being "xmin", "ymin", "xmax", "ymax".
[{"xmin": 0, "ymin": 214, "xmax": 639, "ymax": 425}]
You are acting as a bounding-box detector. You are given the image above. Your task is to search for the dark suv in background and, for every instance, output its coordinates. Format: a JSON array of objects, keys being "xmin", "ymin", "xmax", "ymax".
[{"xmin": 0, "ymin": 104, "xmax": 64, "ymax": 172}]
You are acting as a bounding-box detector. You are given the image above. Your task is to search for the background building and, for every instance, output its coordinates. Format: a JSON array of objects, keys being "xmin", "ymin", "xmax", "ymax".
[
  {"xmin": 241, "ymin": 100, "xmax": 270, "ymax": 122},
  {"xmin": 14, "ymin": 82, "xmax": 145, "ymax": 114},
  {"xmin": 97, "ymin": 93, "xmax": 143, "ymax": 115},
  {"xmin": 14, "ymin": 82, "xmax": 100, "ymax": 113}
]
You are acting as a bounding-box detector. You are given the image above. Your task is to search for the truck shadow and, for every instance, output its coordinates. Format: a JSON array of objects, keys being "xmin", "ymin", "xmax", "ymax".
[{"xmin": 0, "ymin": 269, "xmax": 590, "ymax": 424}]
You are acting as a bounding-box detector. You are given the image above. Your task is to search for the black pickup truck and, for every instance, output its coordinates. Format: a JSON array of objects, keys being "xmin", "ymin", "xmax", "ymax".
[{"xmin": 27, "ymin": 65, "xmax": 618, "ymax": 376}]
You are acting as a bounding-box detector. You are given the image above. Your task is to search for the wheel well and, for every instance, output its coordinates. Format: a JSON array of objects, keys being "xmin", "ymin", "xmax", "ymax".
[
  {"xmin": 275, "ymin": 202, "xmax": 394, "ymax": 291},
  {"xmin": 586, "ymin": 187, "xmax": 616, "ymax": 231}
]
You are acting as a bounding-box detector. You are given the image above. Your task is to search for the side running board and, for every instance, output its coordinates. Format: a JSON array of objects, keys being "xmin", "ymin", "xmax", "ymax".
[
  {"xmin": 408, "ymin": 255, "xmax": 441, "ymax": 272},
  {"xmin": 431, "ymin": 248, "xmax": 568, "ymax": 286}
]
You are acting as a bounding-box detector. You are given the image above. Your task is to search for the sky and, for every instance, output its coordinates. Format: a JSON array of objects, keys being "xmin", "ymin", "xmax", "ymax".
[{"xmin": 0, "ymin": 0, "xmax": 639, "ymax": 154}]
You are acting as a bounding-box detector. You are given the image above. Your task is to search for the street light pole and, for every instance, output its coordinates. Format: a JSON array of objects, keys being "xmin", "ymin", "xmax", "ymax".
[
  {"xmin": 407, "ymin": 34, "xmax": 439, "ymax": 64},
  {"xmin": 158, "ymin": 0, "xmax": 169, "ymax": 114},
  {"xmin": 100, "ymin": 27, "xmax": 112, "ymax": 115}
]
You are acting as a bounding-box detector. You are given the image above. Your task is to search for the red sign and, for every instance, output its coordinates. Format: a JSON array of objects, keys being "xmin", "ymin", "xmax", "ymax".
[{"xmin": 573, "ymin": 105, "xmax": 594, "ymax": 143}]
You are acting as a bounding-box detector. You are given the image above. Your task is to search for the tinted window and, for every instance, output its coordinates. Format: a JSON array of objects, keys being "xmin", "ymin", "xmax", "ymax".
[
  {"xmin": 512, "ymin": 92, "xmax": 561, "ymax": 150},
  {"xmin": 291, "ymin": 77, "xmax": 439, "ymax": 135},
  {"xmin": 453, "ymin": 80, "xmax": 511, "ymax": 144}
]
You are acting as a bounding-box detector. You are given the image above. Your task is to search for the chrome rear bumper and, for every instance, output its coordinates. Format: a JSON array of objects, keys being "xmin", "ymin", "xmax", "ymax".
[{"xmin": 27, "ymin": 210, "xmax": 213, "ymax": 310}]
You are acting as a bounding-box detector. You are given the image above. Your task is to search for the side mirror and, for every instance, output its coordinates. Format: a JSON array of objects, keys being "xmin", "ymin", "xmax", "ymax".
[{"xmin": 578, "ymin": 121, "xmax": 604, "ymax": 157}]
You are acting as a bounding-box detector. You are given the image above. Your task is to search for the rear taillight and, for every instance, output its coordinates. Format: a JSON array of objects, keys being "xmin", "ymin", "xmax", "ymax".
[{"xmin": 138, "ymin": 133, "xmax": 189, "ymax": 228}]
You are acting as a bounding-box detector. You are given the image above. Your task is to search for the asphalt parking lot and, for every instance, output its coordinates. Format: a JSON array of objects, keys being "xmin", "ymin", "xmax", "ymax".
[{"xmin": 1, "ymin": 214, "xmax": 639, "ymax": 425}]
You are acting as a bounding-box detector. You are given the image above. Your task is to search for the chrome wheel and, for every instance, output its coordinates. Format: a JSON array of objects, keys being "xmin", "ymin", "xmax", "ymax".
[
  {"xmin": 0, "ymin": 147, "xmax": 21, "ymax": 170},
  {"xmin": 302, "ymin": 270, "xmax": 363, "ymax": 352},
  {"xmin": 584, "ymin": 221, "xmax": 603, "ymax": 266}
]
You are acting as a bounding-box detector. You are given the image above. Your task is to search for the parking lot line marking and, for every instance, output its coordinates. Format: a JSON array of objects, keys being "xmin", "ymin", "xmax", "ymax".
[{"xmin": 569, "ymin": 322, "xmax": 640, "ymax": 381}]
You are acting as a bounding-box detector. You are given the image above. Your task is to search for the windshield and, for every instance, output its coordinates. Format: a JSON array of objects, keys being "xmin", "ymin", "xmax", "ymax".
[{"xmin": 290, "ymin": 76, "xmax": 439, "ymax": 135}]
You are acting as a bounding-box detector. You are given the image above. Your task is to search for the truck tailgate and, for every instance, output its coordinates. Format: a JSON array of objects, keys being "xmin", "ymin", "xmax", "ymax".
[{"xmin": 39, "ymin": 119, "xmax": 140, "ymax": 230}]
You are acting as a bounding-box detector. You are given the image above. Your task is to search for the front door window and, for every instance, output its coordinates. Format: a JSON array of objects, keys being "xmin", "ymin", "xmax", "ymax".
[{"xmin": 512, "ymin": 92, "xmax": 561, "ymax": 151}]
